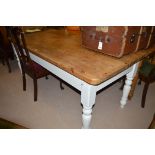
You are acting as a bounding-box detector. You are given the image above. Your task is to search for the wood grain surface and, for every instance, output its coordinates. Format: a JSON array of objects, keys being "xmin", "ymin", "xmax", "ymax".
[{"xmin": 25, "ymin": 29, "xmax": 155, "ymax": 85}]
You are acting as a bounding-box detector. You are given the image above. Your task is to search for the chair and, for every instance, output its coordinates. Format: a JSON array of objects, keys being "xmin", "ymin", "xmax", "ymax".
[
  {"xmin": 119, "ymin": 57, "xmax": 155, "ymax": 108},
  {"xmin": 5, "ymin": 26, "xmax": 22, "ymax": 73},
  {"xmin": 0, "ymin": 28, "xmax": 12, "ymax": 73},
  {"xmin": 138, "ymin": 59, "xmax": 155, "ymax": 108},
  {"xmin": 9, "ymin": 26, "xmax": 63, "ymax": 101}
]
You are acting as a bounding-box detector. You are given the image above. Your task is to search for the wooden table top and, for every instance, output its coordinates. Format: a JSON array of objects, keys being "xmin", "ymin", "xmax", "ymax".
[{"xmin": 25, "ymin": 29, "xmax": 155, "ymax": 85}]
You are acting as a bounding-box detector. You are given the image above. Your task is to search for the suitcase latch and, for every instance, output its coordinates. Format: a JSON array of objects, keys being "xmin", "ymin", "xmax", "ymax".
[{"xmin": 130, "ymin": 34, "xmax": 136, "ymax": 43}]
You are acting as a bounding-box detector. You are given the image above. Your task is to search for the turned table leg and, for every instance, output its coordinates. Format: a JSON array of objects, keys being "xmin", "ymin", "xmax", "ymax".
[
  {"xmin": 81, "ymin": 83, "xmax": 96, "ymax": 129},
  {"xmin": 120, "ymin": 63, "xmax": 139, "ymax": 108}
]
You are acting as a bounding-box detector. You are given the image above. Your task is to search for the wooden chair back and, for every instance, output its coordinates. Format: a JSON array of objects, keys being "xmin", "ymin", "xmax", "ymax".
[{"xmin": 10, "ymin": 27, "xmax": 31, "ymax": 67}]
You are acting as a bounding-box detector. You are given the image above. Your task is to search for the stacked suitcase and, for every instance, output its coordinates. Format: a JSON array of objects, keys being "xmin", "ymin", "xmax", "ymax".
[{"xmin": 81, "ymin": 26, "xmax": 155, "ymax": 58}]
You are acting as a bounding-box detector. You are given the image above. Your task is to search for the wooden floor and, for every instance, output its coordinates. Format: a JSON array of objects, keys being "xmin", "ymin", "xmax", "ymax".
[
  {"xmin": 149, "ymin": 114, "xmax": 155, "ymax": 129},
  {"xmin": 0, "ymin": 117, "xmax": 26, "ymax": 129}
]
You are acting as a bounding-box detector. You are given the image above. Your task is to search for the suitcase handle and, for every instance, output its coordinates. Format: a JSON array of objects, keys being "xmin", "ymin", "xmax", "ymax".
[{"xmin": 130, "ymin": 34, "xmax": 136, "ymax": 43}]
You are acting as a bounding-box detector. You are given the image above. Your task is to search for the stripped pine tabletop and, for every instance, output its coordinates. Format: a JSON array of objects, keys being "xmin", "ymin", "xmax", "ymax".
[{"xmin": 25, "ymin": 29, "xmax": 155, "ymax": 85}]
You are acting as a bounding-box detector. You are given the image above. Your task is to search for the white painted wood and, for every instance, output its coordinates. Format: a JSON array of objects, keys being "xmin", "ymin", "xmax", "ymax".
[
  {"xmin": 81, "ymin": 83, "xmax": 96, "ymax": 129},
  {"xmin": 30, "ymin": 53, "xmax": 83, "ymax": 91},
  {"xmin": 120, "ymin": 63, "xmax": 139, "ymax": 108},
  {"xmin": 95, "ymin": 67, "xmax": 133, "ymax": 92},
  {"xmin": 30, "ymin": 51, "xmax": 140, "ymax": 128},
  {"xmin": 31, "ymin": 53, "xmax": 97, "ymax": 129}
]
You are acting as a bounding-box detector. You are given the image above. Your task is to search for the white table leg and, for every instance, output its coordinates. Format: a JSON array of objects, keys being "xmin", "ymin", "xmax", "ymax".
[
  {"xmin": 81, "ymin": 83, "xmax": 96, "ymax": 129},
  {"xmin": 120, "ymin": 63, "xmax": 139, "ymax": 108}
]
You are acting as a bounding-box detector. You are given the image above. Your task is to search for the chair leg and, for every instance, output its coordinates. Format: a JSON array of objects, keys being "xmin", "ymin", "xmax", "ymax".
[
  {"xmin": 5, "ymin": 57, "xmax": 11, "ymax": 73},
  {"xmin": 1, "ymin": 58, "xmax": 5, "ymax": 65},
  {"xmin": 119, "ymin": 77, "xmax": 125, "ymax": 90},
  {"xmin": 0, "ymin": 48, "xmax": 4, "ymax": 65},
  {"xmin": 138, "ymin": 79, "xmax": 142, "ymax": 85},
  {"xmin": 141, "ymin": 82, "xmax": 149, "ymax": 108},
  {"xmin": 60, "ymin": 81, "xmax": 64, "ymax": 90},
  {"xmin": 22, "ymin": 73, "xmax": 26, "ymax": 91},
  {"xmin": 45, "ymin": 75, "xmax": 48, "ymax": 79},
  {"xmin": 2, "ymin": 49, "xmax": 11, "ymax": 73},
  {"xmin": 33, "ymin": 78, "xmax": 38, "ymax": 101}
]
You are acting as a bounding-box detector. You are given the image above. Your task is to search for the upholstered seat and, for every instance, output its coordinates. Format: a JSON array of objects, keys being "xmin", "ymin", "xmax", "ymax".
[
  {"xmin": 25, "ymin": 60, "xmax": 49, "ymax": 78},
  {"xmin": 139, "ymin": 60, "xmax": 155, "ymax": 78}
]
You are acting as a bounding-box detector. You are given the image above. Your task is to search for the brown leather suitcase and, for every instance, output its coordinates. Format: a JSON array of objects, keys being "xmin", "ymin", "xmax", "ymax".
[
  {"xmin": 146, "ymin": 26, "xmax": 155, "ymax": 48},
  {"xmin": 136, "ymin": 26, "xmax": 153, "ymax": 50},
  {"xmin": 81, "ymin": 26, "xmax": 141, "ymax": 58}
]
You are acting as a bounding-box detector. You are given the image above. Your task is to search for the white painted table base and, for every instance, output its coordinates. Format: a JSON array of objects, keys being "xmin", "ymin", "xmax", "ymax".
[{"xmin": 30, "ymin": 53, "xmax": 139, "ymax": 129}]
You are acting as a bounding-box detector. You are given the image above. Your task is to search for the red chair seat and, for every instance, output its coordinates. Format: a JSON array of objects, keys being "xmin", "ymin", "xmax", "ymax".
[{"xmin": 25, "ymin": 60, "xmax": 50, "ymax": 78}]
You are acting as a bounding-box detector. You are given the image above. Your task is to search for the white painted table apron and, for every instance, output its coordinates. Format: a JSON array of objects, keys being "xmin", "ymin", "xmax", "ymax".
[{"xmin": 30, "ymin": 52, "xmax": 139, "ymax": 129}]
